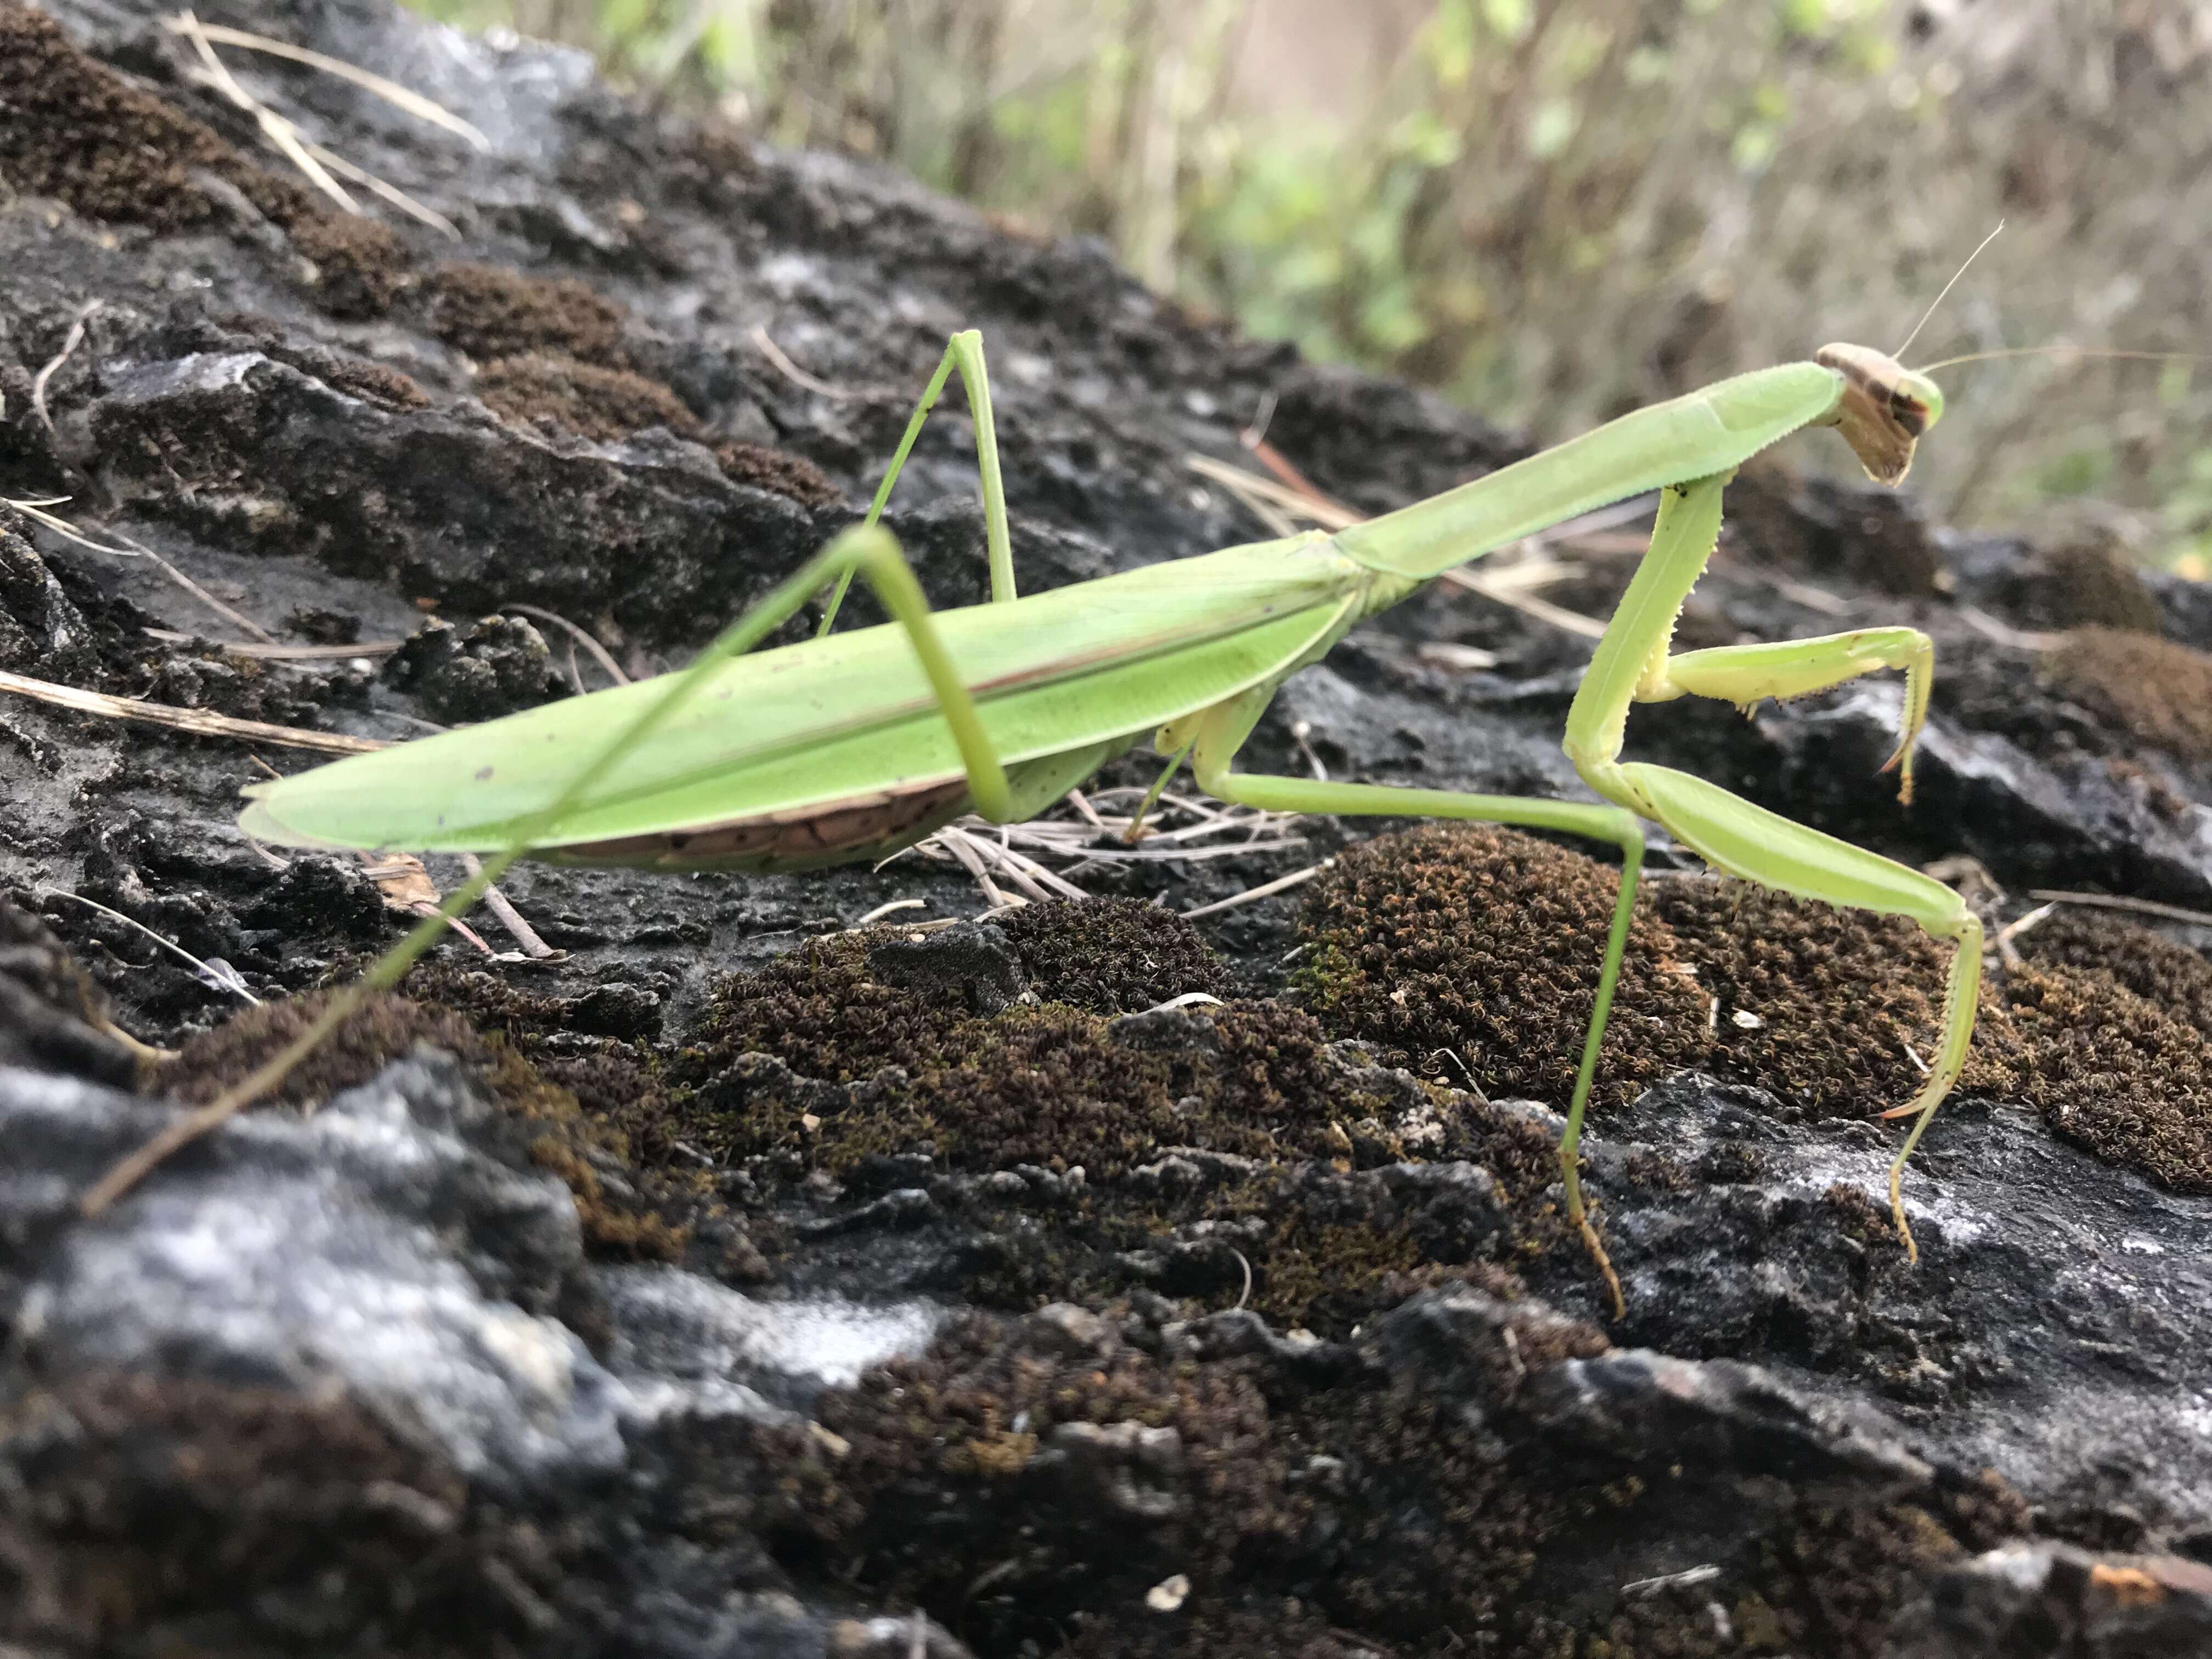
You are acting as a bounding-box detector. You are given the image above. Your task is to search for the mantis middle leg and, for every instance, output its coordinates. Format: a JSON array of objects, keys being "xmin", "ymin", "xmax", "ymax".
[{"xmin": 1176, "ymin": 682, "xmax": 1648, "ymax": 1318}]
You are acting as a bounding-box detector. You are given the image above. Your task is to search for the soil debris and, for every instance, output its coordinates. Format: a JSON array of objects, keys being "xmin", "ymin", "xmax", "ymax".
[{"xmin": 382, "ymin": 612, "xmax": 568, "ymax": 721}]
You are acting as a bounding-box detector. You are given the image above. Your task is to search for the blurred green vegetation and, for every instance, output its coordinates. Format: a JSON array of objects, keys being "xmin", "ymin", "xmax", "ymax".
[{"xmin": 410, "ymin": 0, "xmax": 2212, "ymax": 572}]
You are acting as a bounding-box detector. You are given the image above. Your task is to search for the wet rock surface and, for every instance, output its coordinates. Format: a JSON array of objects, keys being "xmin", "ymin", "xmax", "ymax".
[{"xmin": 0, "ymin": 0, "xmax": 2209, "ymax": 1654}]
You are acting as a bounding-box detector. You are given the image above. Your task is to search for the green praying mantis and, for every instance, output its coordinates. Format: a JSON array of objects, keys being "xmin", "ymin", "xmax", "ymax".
[{"xmin": 84, "ymin": 326, "xmax": 1992, "ymax": 1318}]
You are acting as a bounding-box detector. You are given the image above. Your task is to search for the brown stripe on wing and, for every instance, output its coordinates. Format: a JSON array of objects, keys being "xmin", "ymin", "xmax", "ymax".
[{"xmin": 554, "ymin": 776, "xmax": 972, "ymax": 869}]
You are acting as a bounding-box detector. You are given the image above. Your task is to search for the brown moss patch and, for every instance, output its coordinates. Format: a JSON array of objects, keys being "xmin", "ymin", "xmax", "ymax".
[
  {"xmin": 1293, "ymin": 825, "xmax": 1706, "ymax": 1113},
  {"xmin": 2045, "ymin": 627, "xmax": 2212, "ymax": 764},
  {"xmin": 699, "ymin": 955, "xmax": 1345, "ymax": 1177},
  {"xmin": 1994, "ymin": 964, "xmax": 2212, "ymax": 1195},
  {"xmin": 420, "ymin": 262, "xmax": 631, "ymax": 368},
  {"xmin": 1295, "ymin": 825, "xmax": 2005, "ymax": 1128},
  {"xmin": 1291, "ymin": 823, "xmax": 2212, "ymax": 1201},
  {"xmin": 1650, "ymin": 874, "xmax": 1948, "ymax": 1119},
  {"xmin": 2011, "ymin": 535, "xmax": 2164, "ymax": 635},
  {"xmin": 778, "ymin": 1309, "xmax": 1571, "ymax": 1650},
  {"xmin": 0, "ymin": 4, "xmax": 403, "ymax": 317},
  {"xmin": 2017, "ymin": 909, "xmax": 2212, "ymax": 1039},
  {"xmin": 994, "ymin": 899, "xmax": 1241, "ymax": 1011},
  {"xmin": 476, "ymin": 353, "xmax": 701, "ymax": 442},
  {"xmin": 4, "ymin": 1371, "xmax": 476, "ymax": 1634},
  {"xmin": 163, "ymin": 992, "xmax": 690, "ymax": 1259},
  {"xmin": 714, "ymin": 438, "xmax": 844, "ymax": 508}
]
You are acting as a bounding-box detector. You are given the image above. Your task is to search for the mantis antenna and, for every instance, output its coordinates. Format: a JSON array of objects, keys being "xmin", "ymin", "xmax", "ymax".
[
  {"xmin": 1890, "ymin": 221, "xmax": 2006, "ymax": 362},
  {"xmin": 1912, "ymin": 346, "xmax": 2209, "ymax": 376}
]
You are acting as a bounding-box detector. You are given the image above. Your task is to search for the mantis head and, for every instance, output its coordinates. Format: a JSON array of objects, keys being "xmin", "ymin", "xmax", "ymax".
[{"xmin": 1813, "ymin": 343, "xmax": 1945, "ymax": 487}]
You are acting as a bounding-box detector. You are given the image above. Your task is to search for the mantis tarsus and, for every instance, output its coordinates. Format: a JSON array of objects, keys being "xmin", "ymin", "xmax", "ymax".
[{"xmin": 91, "ymin": 329, "xmax": 1987, "ymax": 1318}]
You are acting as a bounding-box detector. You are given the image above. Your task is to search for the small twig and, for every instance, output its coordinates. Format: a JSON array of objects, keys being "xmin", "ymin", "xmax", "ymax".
[
  {"xmin": 1959, "ymin": 607, "xmax": 2067, "ymax": 653},
  {"xmin": 1759, "ymin": 573, "xmax": 1854, "ymax": 617},
  {"xmin": 456, "ymin": 853, "xmax": 557, "ymax": 958},
  {"xmin": 1228, "ymin": 1246, "xmax": 1252, "ymax": 1312},
  {"xmin": 1138, "ymin": 992, "xmax": 1224, "ymax": 1015},
  {"xmin": 1182, "ymin": 859, "xmax": 1331, "ymax": 919},
  {"xmin": 1994, "ymin": 900, "xmax": 2057, "ymax": 970},
  {"xmin": 2026, "ymin": 889, "xmax": 2212, "ymax": 929},
  {"xmin": 0, "ymin": 667, "xmax": 384, "ymax": 753},
  {"xmin": 750, "ymin": 325, "xmax": 876, "ymax": 401},
  {"xmin": 161, "ymin": 16, "xmax": 492, "ymax": 150},
  {"xmin": 40, "ymin": 889, "xmax": 260, "ymax": 1003},
  {"xmin": 30, "ymin": 301, "xmax": 98, "ymax": 437},
  {"xmin": 496, "ymin": 602, "xmax": 631, "ymax": 687},
  {"xmin": 1414, "ymin": 641, "xmax": 1500, "ymax": 672},
  {"xmin": 1621, "ymin": 1564, "xmax": 1722, "ymax": 1599}
]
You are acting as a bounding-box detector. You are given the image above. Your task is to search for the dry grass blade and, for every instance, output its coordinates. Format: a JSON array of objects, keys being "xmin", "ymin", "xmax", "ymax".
[
  {"xmin": 143, "ymin": 629, "xmax": 404, "ymax": 661},
  {"xmin": 9, "ymin": 498, "xmax": 279, "ymax": 643},
  {"xmin": 172, "ymin": 13, "xmax": 461, "ymax": 239},
  {"xmin": 1182, "ymin": 858, "xmax": 1331, "ymax": 918},
  {"xmin": 1438, "ymin": 563, "xmax": 1606, "ymax": 640},
  {"xmin": 0, "ymin": 668, "xmax": 386, "ymax": 754},
  {"xmin": 176, "ymin": 12, "xmax": 357, "ymax": 212},
  {"xmin": 1186, "ymin": 453, "xmax": 1356, "ymax": 533},
  {"xmin": 749, "ymin": 325, "xmax": 887, "ymax": 400},
  {"xmin": 161, "ymin": 16, "xmax": 492, "ymax": 151},
  {"xmin": 1960, "ymin": 608, "xmax": 2068, "ymax": 653},
  {"xmin": 303, "ymin": 139, "xmax": 462, "ymax": 239},
  {"xmin": 40, "ymin": 888, "xmax": 261, "ymax": 1004},
  {"xmin": 898, "ymin": 788, "xmax": 1307, "ymax": 913}
]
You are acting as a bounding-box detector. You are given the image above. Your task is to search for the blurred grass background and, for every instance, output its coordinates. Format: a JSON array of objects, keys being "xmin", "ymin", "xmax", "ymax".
[{"xmin": 408, "ymin": 0, "xmax": 2212, "ymax": 571}]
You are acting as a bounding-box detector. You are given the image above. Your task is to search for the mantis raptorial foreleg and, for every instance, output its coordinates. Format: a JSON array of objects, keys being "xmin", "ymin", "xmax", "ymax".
[{"xmin": 1635, "ymin": 628, "xmax": 1935, "ymax": 800}]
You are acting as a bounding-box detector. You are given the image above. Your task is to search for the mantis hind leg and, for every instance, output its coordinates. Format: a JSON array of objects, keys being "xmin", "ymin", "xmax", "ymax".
[
  {"xmin": 82, "ymin": 522, "xmax": 1014, "ymax": 1216},
  {"xmin": 1185, "ymin": 687, "xmax": 1645, "ymax": 1318},
  {"xmin": 817, "ymin": 329, "xmax": 1017, "ymax": 631},
  {"xmin": 1610, "ymin": 761, "xmax": 1980, "ymax": 1261}
]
